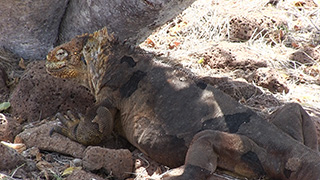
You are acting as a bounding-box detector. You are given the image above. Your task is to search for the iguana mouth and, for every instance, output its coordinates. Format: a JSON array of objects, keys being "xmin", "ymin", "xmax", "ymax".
[
  {"xmin": 45, "ymin": 61, "xmax": 67, "ymax": 72},
  {"xmin": 45, "ymin": 61, "xmax": 79, "ymax": 78}
]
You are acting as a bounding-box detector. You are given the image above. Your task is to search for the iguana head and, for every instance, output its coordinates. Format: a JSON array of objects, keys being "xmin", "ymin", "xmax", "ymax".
[
  {"xmin": 46, "ymin": 34, "xmax": 89, "ymax": 79},
  {"xmin": 46, "ymin": 28, "xmax": 117, "ymax": 94}
]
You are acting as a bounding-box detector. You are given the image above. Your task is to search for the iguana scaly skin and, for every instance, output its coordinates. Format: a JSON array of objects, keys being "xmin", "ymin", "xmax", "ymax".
[{"xmin": 46, "ymin": 28, "xmax": 320, "ymax": 180}]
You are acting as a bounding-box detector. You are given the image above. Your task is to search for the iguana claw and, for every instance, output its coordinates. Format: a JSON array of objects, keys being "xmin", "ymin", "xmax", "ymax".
[{"xmin": 49, "ymin": 111, "xmax": 82, "ymax": 142}]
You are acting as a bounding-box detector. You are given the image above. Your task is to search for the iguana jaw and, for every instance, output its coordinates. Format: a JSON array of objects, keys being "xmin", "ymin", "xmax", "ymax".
[{"xmin": 45, "ymin": 60, "xmax": 79, "ymax": 79}]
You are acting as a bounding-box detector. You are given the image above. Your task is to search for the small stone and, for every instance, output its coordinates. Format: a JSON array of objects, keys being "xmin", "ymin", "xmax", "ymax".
[
  {"xmin": 66, "ymin": 169, "xmax": 105, "ymax": 180},
  {"xmin": 72, "ymin": 158, "xmax": 83, "ymax": 167},
  {"xmin": 83, "ymin": 146, "xmax": 133, "ymax": 180}
]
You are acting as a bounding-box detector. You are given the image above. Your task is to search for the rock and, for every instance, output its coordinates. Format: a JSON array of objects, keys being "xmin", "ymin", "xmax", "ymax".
[
  {"xmin": 71, "ymin": 158, "xmax": 83, "ymax": 167},
  {"xmin": 58, "ymin": 0, "xmax": 195, "ymax": 44},
  {"xmin": 83, "ymin": 146, "xmax": 133, "ymax": 180},
  {"xmin": 10, "ymin": 61, "xmax": 94, "ymax": 122},
  {"xmin": 289, "ymin": 46, "xmax": 320, "ymax": 66},
  {"xmin": 201, "ymin": 44, "xmax": 267, "ymax": 71},
  {"xmin": 0, "ymin": 113, "xmax": 22, "ymax": 142},
  {"xmin": 0, "ymin": 0, "xmax": 68, "ymax": 60},
  {"xmin": 14, "ymin": 121, "xmax": 86, "ymax": 158},
  {"xmin": 246, "ymin": 68, "xmax": 289, "ymax": 94},
  {"xmin": 0, "ymin": 143, "xmax": 25, "ymax": 170},
  {"xmin": 227, "ymin": 14, "xmax": 286, "ymax": 42},
  {"xmin": 66, "ymin": 169, "xmax": 105, "ymax": 180},
  {"xmin": 201, "ymin": 76, "xmax": 263, "ymax": 101}
]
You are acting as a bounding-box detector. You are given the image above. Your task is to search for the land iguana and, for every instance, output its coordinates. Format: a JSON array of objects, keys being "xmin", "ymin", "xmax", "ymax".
[{"xmin": 46, "ymin": 28, "xmax": 320, "ymax": 180}]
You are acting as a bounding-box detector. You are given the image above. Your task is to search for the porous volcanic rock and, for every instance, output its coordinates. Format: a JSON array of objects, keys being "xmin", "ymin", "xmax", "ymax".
[
  {"xmin": 201, "ymin": 44, "xmax": 267, "ymax": 71},
  {"xmin": 14, "ymin": 120, "xmax": 86, "ymax": 158},
  {"xmin": 289, "ymin": 45, "xmax": 320, "ymax": 66},
  {"xmin": 246, "ymin": 68, "xmax": 289, "ymax": 94},
  {"xmin": 228, "ymin": 14, "xmax": 287, "ymax": 42},
  {"xmin": 83, "ymin": 146, "xmax": 133, "ymax": 179},
  {"xmin": 10, "ymin": 61, "xmax": 94, "ymax": 122},
  {"xmin": 66, "ymin": 169, "xmax": 105, "ymax": 180}
]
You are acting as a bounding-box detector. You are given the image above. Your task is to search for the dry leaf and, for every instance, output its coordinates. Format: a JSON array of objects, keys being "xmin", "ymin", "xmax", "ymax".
[
  {"xmin": 146, "ymin": 38, "xmax": 155, "ymax": 48},
  {"xmin": 294, "ymin": 1, "xmax": 306, "ymax": 6},
  {"xmin": 173, "ymin": 41, "xmax": 181, "ymax": 47},
  {"xmin": 0, "ymin": 102, "xmax": 10, "ymax": 112},
  {"xmin": 36, "ymin": 161, "xmax": 53, "ymax": 171},
  {"xmin": 19, "ymin": 58, "xmax": 26, "ymax": 69},
  {"xmin": 61, "ymin": 166, "xmax": 82, "ymax": 176},
  {"xmin": 292, "ymin": 42, "xmax": 300, "ymax": 48}
]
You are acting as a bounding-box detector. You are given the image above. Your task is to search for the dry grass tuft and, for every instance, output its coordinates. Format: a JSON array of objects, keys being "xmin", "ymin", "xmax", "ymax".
[{"xmin": 140, "ymin": 0, "xmax": 320, "ymax": 111}]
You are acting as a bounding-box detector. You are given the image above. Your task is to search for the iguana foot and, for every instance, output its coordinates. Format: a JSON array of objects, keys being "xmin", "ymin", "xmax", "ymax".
[
  {"xmin": 50, "ymin": 106, "xmax": 114, "ymax": 145},
  {"xmin": 50, "ymin": 110, "xmax": 84, "ymax": 142}
]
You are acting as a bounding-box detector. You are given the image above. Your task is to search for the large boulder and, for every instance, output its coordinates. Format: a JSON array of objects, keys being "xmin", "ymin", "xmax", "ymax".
[
  {"xmin": 0, "ymin": 0, "xmax": 68, "ymax": 59},
  {"xmin": 58, "ymin": 0, "xmax": 196, "ymax": 44},
  {"xmin": 0, "ymin": 0, "xmax": 195, "ymax": 59}
]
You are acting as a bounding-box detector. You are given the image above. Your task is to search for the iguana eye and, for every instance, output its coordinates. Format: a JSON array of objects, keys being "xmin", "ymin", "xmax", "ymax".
[{"xmin": 55, "ymin": 49, "xmax": 68, "ymax": 61}]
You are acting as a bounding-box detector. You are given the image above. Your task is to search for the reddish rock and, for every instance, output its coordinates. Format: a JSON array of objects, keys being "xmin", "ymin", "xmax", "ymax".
[
  {"xmin": 10, "ymin": 61, "xmax": 95, "ymax": 122},
  {"xmin": 83, "ymin": 146, "xmax": 133, "ymax": 180},
  {"xmin": 14, "ymin": 120, "xmax": 86, "ymax": 158},
  {"xmin": 66, "ymin": 169, "xmax": 105, "ymax": 180},
  {"xmin": 289, "ymin": 46, "xmax": 320, "ymax": 66},
  {"xmin": 228, "ymin": 15, "xmax": 286, "ymax": 43},
  {"xmin": 246, "ymin": 68, "xmax": 289, "ymax": 94},
  {"xmin": 202, "ymin": 45, "xmax": 267, "ymax": 71},
  {"xmin": 201, "ymin": 76, "xmax": 263, "ymax": 101},
  {"xmin": 0, "ymin": 143, "xmax": 25, "ymax": 170}
]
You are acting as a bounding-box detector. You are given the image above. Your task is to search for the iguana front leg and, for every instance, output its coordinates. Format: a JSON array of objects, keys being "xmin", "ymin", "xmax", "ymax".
[{"xmin": 51, "ymin": 105, "xmax": 116, "ymax": 145}]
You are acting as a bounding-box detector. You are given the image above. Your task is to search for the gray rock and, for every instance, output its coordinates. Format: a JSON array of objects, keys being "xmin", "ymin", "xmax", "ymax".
[
  {"xmin": 0, "ymin": 0, "xmax": 68, "ymax": 59},
  {"xmin": 58, "ymin": 0, "xmax": 195, "ymax": 44},
  {"xmin": 0, "ymin": 0, "xmax": 195, "ymax": 60},
  {"xmin": 0, "ymin": 143, "xmax": 25, "ymax": 170}
]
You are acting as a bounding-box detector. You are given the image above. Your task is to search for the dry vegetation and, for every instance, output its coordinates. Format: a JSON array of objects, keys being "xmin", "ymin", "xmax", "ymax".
[{"xmin": 140, "ymin": 0, "xmax": 320, "ymax": 111}]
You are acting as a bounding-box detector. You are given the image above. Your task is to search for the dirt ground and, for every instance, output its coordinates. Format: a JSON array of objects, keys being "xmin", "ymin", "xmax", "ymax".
[{"xmin": 0, "ymin": 0, "xmax": 320, "ymax": 179}]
